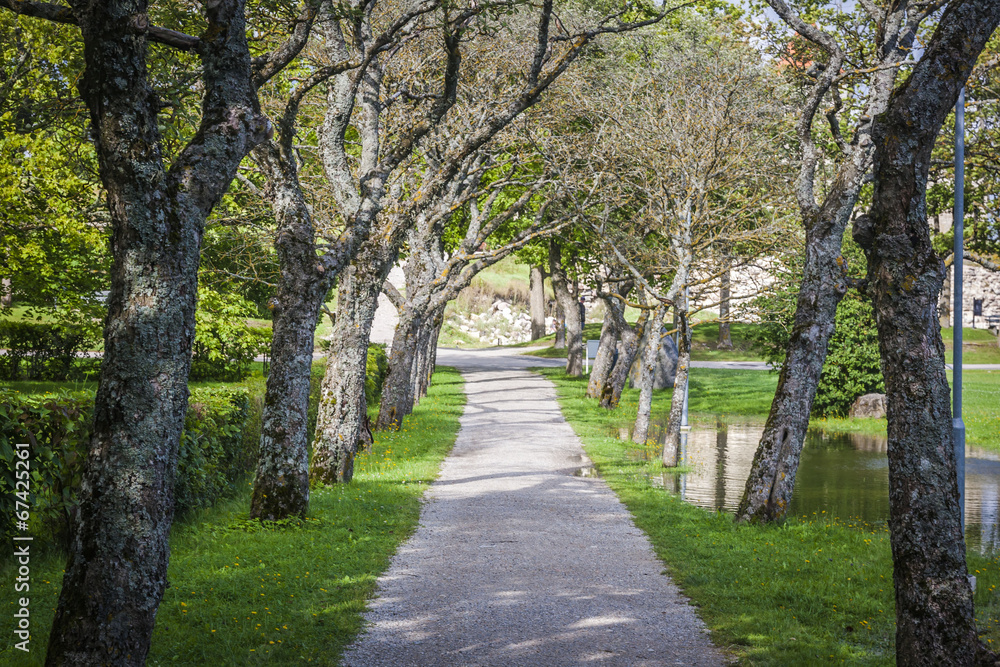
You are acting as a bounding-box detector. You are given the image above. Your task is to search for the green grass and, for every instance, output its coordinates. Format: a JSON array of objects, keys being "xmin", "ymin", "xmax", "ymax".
[
  {"xmin": 961, "ymin": 370, "xmax": 1000, "ymax": 451},
  {"xmin": 468, "ymin": 255, "xmax": 532, "ymax": 293},
  {"xmin": 0, "ymin": 362, "xmax": 277, "ymax": 397},
  {"xmin": 519, "ymin": 322, "xmax": 767, "ymax": 362},
  {"xmin": 539, "ymin": 368, "xmax": 1000, "ymax": 665},
  {"xmin": 689, "ymin": 322, "xmax": 765, "ymax": 361},
  {"xmin": 943, "ymin": 327, "xmax": 1000, "ymax": 365},
  {"xmin": 0, "ymin": 306, "xmax": 59, "ymax": 323},
  {"xmin": 0, "ymin": 367, "xmax": 465, "ymax": 666}
]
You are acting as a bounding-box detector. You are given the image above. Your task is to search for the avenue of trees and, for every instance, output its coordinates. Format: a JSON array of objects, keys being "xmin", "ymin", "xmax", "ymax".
[{"xmin": 3, "ymin": 0, "xmax": 1000, "ymax": 664}]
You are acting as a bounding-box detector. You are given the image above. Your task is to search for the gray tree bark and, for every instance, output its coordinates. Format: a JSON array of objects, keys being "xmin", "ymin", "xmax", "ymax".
[
  {"xmin": 40, "ymin": 0, "xmax": 275, "ymax": 663},
  {"xmin": 599, "ymin": 308, "xmax": 648, "ymax": 410},
  {"xmin": 662, "ymin": 307, "xmax": 691, "ymax": 468},
  {"xmin": 1, "ymin": 277, "xmax": 11, "ymax": 307},
  {"xmin": 530, "ymin": 264, "xmax": 546, "ymax": 340},
  {"xmin": 736, "ymin": 0, "xmax": 919, "ymax": 524},
  {"xmin": 250, "ymin": 143, "xmax": 329, "ymax": 519},
  {"xmin": 586, "ymin": 294, "xmax": 623, "ymax": 399},
  {"xmin": 377, "ymin": 308, "xmax": 423, "ymax": 429},
  {"xmin": 553, "ymin": 298, "xmax": 566, "ymax": 348},
  {"xmin": 632, "ymin": 302, "xmax": 668, "ymax": 444},
  {"xmin": 857, "ymin": 1, "xmax": 1000, "ymax": 661},
  {"xmin": 311, "ymin": 250, "xmax": 392, "ymax": 484},
  {"xmin": 550, "ymin": 241, "xmax": 583, "ymax": 375}
]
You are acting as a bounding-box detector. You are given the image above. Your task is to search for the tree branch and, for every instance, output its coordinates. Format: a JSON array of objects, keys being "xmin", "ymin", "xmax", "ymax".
[{"xmin": 0, "ymin": 0, "xmax": 201, "ymax": 50}]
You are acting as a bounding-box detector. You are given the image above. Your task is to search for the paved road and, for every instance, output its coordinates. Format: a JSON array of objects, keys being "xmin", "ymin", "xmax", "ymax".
[{"xmin": 341, "ymin": 347, "xmax": 724, "ymax": 667}]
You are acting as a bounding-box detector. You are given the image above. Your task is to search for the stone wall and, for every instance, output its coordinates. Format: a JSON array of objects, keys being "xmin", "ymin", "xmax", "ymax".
[{"xmin": 940, "ymin": 261, "xmax": 1000, "ymax": 329}]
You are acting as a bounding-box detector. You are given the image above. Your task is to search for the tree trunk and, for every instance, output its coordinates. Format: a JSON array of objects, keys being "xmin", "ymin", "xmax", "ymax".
[
  {"xmin": 45, "ymin": 1, "xmax": 266, "ymax": 663},
  {"xmin": 718, "ymin": 265, "xmax": 733, "ymax": 349},
  {"xmin": 376, "ymin": 309, "xmax": 421, "ymax": 430},
  {"xmin": 939, "ymin": 268, "xmax": 952, "ymax": 329},
  {"xmin": 735, "ymin": 0, "xmax": 916, "ymax": 525},
  {"xmin": 1, "ymin": 277, "xmax": 11, "ymax": 307},
  {"xmin": 417, "ymin": 311, "xmax": 443, "ymax": 400},
  {"xmin": 530, "ymin": 265, "xmax": 546, "ymax": 340},
  {"xmin": 586, "ymin": 296, "xmax": 622, "ymax": 399},
  {"xmin": 632, "ymin": 303, "xmax": 667, "ymax": 444},
  {"xmin": 550, "ymin": 241, "xmax": 582, "ymax": 375},
  {"xmin": 859, "ymin": 4, "xmax": 1000, "ymax": 661},
  {"xmin": 248, "ymin": 142, "xmax": 331, "ymax": 520},
  {"xmin": 662, "ymin": 308, "xmax": 691, "ymax": 468},
  {"xmin": 311, "ymin": 257, "xmax": 388, "ymax": 485},
  {"xmin": 600, "ymin": 313, "xmax": 646, "ymax": 410},
  {"xmin": 734, "ymin": 234, "xmax": 846, "ymax": 522},
  {"xmin": 554, "ymin": 298, "xmax": 566, "ymax": 349},
  {"xmin": 714, "ymin": 420, "xmax": 729, "ymax": 508}
]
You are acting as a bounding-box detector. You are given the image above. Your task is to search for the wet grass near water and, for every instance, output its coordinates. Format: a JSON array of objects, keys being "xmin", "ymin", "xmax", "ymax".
[{"xmin": 540, "ymin": 368, "xmax": 1000, "ymax": 665}]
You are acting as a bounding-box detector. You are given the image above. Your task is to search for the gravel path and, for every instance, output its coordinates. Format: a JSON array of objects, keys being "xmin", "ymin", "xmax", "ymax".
[{"xmin": 341, "ymin": 348, "xmax": 725, "ymax": 667}]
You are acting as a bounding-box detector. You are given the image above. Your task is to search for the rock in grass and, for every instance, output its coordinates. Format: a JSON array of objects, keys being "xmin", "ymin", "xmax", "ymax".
[{"xmin": 849, "ymin": 393, "xmax": 887, "ymax": 419}]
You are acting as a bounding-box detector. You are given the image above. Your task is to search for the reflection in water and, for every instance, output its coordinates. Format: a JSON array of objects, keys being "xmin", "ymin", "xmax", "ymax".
[{"xmin": 629, "ymin": 419, "xmax": 1000, "ymax": 553}]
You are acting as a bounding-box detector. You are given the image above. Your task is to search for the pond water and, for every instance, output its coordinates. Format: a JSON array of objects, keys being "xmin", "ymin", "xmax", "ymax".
[{"xmin": 623, "ymin": 419, "xmax": 1000, "ymax": 554}]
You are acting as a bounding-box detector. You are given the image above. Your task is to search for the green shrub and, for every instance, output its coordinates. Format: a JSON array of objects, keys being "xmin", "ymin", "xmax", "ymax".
[
  {"xmin": 813, "ymin": 295, "xmax": 884, "ymax": 416},
  {"xmin": 191, "ymin": 288, "xmax": 272, "ymax": 382},
  {"xmin": 0, "ymin": 390, "xmax": 91, "ymax": 545},
  {"xmin": 0, "ymin": 321, "xmax": 99, "ymax": 381},
  {"xmin": 366, "ymin": 343, "xmax": 389, "ymax": 404},
  {"xmin": 175, "ymin": 387, "xmax": 253, "ymax": 513},
  {"xmin": 748, "ymin": 233, "xmax": 884, "ymax": 417},
  {"xmin": 0, "ymin": 386, "xmax": 257, "ymax": 545}
]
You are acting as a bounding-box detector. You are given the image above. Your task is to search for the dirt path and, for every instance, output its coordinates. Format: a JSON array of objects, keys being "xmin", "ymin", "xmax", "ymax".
[{"xmin": 341, "ymin": 348, "xmax": 725, "ymax": 666}]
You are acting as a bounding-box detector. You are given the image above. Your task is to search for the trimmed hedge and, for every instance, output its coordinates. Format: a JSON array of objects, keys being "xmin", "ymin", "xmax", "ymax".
[
  {"xmin": 0, "ymin": 321, "xmax": 99, "ymax": 381},
  {"xmin": 0, "ymin": 386, "xmax": 257, "ymax": 545}
]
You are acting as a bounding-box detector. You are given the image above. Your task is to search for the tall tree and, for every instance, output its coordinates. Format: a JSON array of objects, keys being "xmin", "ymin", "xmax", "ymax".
[
  {"xmin": 248, "ymin": 0, "xmax": 472, "ymax": 518},
  {"xmin": 0, "ymin": 0, "xmax": 304, "ymax": 662},
  {"xmin": 856, "ymin": 0, "xmax": 1000, "ymax": 661},
  {"xmin": 737, "ymin": 0, "xmax": 937, "ymax": 523},
  {"xmin": 310, "ymin": 0, "xmax": 680, "ymax": 480}
]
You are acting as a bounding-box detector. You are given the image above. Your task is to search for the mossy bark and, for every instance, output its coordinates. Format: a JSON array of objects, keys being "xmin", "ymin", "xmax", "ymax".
[
  {"xmin": 45, "ymin": 1, "xmax": 266, "ymax": 663},
  {"xmin": 312, "ymin": 258, "xmax": 387, "ymax": 484},
  {"xmin": 859, "ymin": 2, "xmax": 1000, "ymax": 661},
  {"xmin": 248, "ymin": 140, "xmax": 331, "ymax": 521},
  {"xmin": 550, "ymin": 241, "xmax": 583, "ymax": 375}
]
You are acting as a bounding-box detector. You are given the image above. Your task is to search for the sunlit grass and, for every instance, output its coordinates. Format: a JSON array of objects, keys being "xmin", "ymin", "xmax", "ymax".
[{"xmin": 0, "ymin": 367, "xmax": 465, "ymax": 666}]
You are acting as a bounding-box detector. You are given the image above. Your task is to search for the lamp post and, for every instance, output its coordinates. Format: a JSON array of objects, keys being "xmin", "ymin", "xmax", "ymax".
[{"xmin": 954, "ymin": 87, "xmax": 966, "ymax": 531}]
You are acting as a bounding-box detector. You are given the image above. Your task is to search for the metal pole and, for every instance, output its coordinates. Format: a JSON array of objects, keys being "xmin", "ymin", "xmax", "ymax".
[
  {"xmin": 681, "ymin": 287, "xmax": 689, "ymax": 430},
  {"xmin": 953, "ymin": 87, "xmax": 966, "ymax": 532}
]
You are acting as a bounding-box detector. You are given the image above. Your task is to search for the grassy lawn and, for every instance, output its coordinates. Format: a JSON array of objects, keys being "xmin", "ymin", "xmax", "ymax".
[
  {"xmin": 944, "ymin": 327, "xmax": 1000, "ymax": 365},
  {"xmin": 539, "ymin": 368, "xmax": 1000, "ymax": 665},
  {"xmin": 0, "ymin": 367, "xmax": 465, "ymax": 666},
  {"xmin": 468, "ymin": 255, "xmax": 531, "ymax": 293},
  {"xmin": 520, "ymin": 322, "xmax": 766, "ymax": 362}
]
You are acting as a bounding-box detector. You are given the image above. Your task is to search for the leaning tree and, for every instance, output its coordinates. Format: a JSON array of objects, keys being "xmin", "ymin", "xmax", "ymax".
[
  {"xmin": 562, "ymin": 24, "xmax": 792, "ymax": 450},
  {"xmin": 736, "ymin": 0, "xmax": 942, "ymax": 524},
  {"xmin": 856, "ymin": 0, "xmax": 1000, "ymax": 661},
  {"xmin": 0, "ymin": 0, "xmax": 309, "ymax": 662}
]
